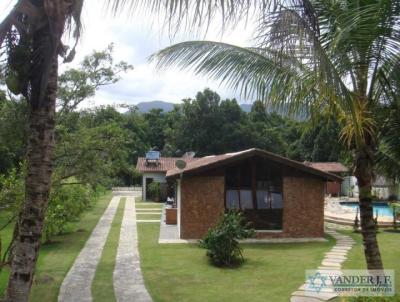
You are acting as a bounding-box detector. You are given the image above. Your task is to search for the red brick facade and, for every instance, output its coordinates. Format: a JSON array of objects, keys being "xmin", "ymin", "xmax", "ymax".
[
  {"xmin": 282, "ymin": 176, "xmax": 325, "ymax": 238},
  {"xmin": 180, "ymin": 175, "xmax": 325, "ymax": 240},
  {"xmin": 180, "ymin": 176, "xmax": 225, "ymax": 239}
]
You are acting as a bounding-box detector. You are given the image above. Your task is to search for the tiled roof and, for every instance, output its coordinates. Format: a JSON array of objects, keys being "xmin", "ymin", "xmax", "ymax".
[
  {"xmin": 136, "ymin": 157, "xmax": 198, "ymax": 173},
  {"xmin": 304, "ymin": 162, "xmax": 349, "ymax": 173},
  {"xmin": 166, "ymin": 148, "xmax": 342, "ymax": 182}
]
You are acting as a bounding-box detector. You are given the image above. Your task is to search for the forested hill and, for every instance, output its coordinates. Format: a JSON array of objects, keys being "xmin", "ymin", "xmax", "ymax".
[{"xmin": 135, "ymin": 100, "xmax": 253, "ymax": 113}]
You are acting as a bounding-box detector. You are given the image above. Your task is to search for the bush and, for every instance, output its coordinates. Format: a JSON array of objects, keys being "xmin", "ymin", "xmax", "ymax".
[
  {"xmin": 43, "ymin": 181, "xmax": 104, "ymax": 242},
  {"xmin": 199, "ymin": 210, "xmax": 255, "ymax": 267},
  {"xmin": 147, "ymin": 182, "xmax": 160, "ymax": 201}
]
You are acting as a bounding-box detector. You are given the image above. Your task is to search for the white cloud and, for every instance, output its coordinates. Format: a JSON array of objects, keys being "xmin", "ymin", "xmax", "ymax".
[{"xmin": 1, "ymin": 0, "xmax": 256, "ymax": 107}]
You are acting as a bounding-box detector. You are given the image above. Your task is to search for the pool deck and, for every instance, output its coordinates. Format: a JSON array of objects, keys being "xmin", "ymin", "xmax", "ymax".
[{"xmin": 324, "ymin": 197, "xmax": 399, "ymax": 226}]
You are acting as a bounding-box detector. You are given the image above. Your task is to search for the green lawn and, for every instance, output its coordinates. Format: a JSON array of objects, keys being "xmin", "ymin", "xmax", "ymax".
[
  {"xmin": 135, "ymin": 198, "xmax": 163, "ymax": 207},
  {"xmin": 92, "ymin": 198, "xmax": 126, "ymax": 302},
  {"xmin": 137, "ymin": 223, "xmax": 335, "ymax": 302},
  {"xmin": 0, "ymin": 191, "xmax": 112, "ymax": 301},
  {"xmin": 339, "ymin": 229, "xmax": 400, "ymax": 301},
  {"xmin": 136, "ymin": 214, "xmax": 161, "ymax": 220}
]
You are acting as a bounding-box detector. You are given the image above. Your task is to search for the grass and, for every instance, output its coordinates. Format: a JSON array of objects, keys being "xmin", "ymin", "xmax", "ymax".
[
  {"xmin": 92, "ymin": 198, "xmax": 126, "ymax": 302},
  {"xmin": 338, "ymin": 229, "xmax": 400, "ymax": 301},
  {"xmin": 0, "ymin": 210, "xmax": 17, "ymax": 295},
  {"xmin": 136, "ymin": 214, "xmax": 161, "ymax": 220},
  {"xmin": 135, "ymin": 198, "xmax": 163, "ymax": 208},
  {"xmin": 137, "ymin": 223, "xmax": 335, "ymax": 302},
  {"xmin": 0, "ymin": 191, "xmax": 112, "ymax": 301}
]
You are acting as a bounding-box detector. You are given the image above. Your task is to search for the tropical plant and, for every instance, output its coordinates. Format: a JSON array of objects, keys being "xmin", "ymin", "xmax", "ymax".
[
  {"xmin": 150, "ymin": 0, "xmax": 400, "ymax": 270},
  {"xmin": 0, "ymin": 1, "xmax": 243, "ymax": 298},
  {"xmin": 199, "ymin": 210, "xmax": 255, "ymax": 267},
  {"xmin": 0, "ymin": 1, "xmax": 85, "ymax": 299},
  {"xmin": 147, "ymin": 182, "xmax": 161, "ymax": 202}
]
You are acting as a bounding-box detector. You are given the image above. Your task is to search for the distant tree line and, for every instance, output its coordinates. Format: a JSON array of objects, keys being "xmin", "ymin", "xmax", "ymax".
[{"xmin": 0, "ymin": 87, "xmax": 352, "ymax": 188}]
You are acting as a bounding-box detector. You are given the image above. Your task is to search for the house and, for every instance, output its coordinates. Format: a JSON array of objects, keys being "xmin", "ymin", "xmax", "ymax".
[
  {"xmin": 304, "ymin": 162, "xmax": 349, "ymax": 196},
  {"xmin": 341, "ymin": 175, "xmax": 398, "ymax": 200},
  {"xmin": 166, "ymin": 148, "xmax": 342, "ymax": 240},
  {"xmin": 136, "ymin": 151, "xmax": 197, "ymax": 201}
]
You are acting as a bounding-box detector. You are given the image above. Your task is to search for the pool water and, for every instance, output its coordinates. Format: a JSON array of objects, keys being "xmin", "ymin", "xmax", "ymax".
[{"xmin": 340, "ymin": 202, "xmax": 394, "ymax": 217}]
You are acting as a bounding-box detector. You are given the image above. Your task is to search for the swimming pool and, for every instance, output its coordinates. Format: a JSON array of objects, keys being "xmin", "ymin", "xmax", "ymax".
[{"xmin": 340, "ymin": 202, "xmax": 394, "ymax": 218}]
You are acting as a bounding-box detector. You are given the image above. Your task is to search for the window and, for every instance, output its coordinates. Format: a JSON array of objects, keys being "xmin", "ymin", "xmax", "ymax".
[
  {"xmin": 225, "ymin": 159, "xmax": 283, "ymax": 211},
  {"xmin": 226, "ymin": 190, "xmax": 240, "ymax": 209},
  {"xmin": 240, "ymin": 190, "xmax": 253, "ymax": 209},
  {"xmin": 256, "ymin": 190, "xmax": 269, "ymax": 209}
]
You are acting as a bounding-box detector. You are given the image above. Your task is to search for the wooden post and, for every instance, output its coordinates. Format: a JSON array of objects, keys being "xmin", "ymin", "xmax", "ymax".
[{"xmin": 251, "ymin": 159, "xmax": 257, "ymax": 209}]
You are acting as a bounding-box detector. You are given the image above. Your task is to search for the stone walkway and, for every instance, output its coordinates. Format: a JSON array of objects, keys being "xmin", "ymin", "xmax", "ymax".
[
  {"xmin": 58, "ymin": 191, "xmax": 153, "ymax": 302},
  {"xmin": 58, "ymin": 196, "xmax": 121, "ymax": 302},
  {"xmin": 114, "ymin": 196, "xmax": 152, "ymax": 302},
  {"xmin": 290, "ymin": 229, "xmax": 355, "ymax": 302}
]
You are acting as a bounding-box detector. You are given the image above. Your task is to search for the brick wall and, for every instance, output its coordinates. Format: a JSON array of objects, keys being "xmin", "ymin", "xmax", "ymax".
[
  {"xmin": 180, "ymin": 176, "xmax": 225, "ymax": 239},
  {"xmin": 282, "ymin": 176, "xmax": 325, "ymax": 238}
]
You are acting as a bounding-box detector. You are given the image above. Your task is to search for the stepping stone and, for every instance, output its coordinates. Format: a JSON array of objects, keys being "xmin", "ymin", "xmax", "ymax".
[
  {"xmin": 323, "ymin": 258, "xmax": 344, "ymax": 263},
  {"xmin": 331, "ymin": 247, "xmax": 351, "ymax": 251},
  {"xmin": 317, "ymin": 267, "xmax": 343, "ymax": 273},
  {"xmin": 324, "ymin": 255, "xmax": 346, "ymax": 261},
  {"xmin": 326, "ymin": 250, "xmax": 347, "ymax": 254},
  {"xmin": 291, "ymin": 290, "xmax": 337, "ymax": 301},
  {"xmin": 299, "ymin": 284, "xmax": 335, "ymax": 293},
  {"xmin": 325, "ymin": 252, "xmax": 347, "ymax": 257},
  {"xmin": 136, "ymin": 208, "xmax": 163, "ymax": 211},
  {"xmin": 321, "ymin": 261, "xmax": 341, "ymax": 267},
  {"xmin": 291, "ymin": 296, "xmax": 324, "ymax": 302},
  {"xmin": 136, "ymin": 220, "xmax": 161, "ymax": 223}
]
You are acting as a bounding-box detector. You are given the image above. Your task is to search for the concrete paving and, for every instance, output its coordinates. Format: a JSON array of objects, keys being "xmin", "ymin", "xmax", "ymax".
[
  {"xmin": 58, "ymin": 196, "xmax": 121, "ymax": 302},
  {"xmin": 113, "ymin": 196, "xmax": 152, "ymax": 302},
  {"xmin": 59, "ymin": 190, "xmax": 153, "ymax": 302}
]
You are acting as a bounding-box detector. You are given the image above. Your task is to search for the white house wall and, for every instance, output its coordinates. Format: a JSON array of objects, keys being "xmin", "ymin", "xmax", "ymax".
[{"xmin": 142, "ymin": 172, "xmax": 167, "ymax": 201}]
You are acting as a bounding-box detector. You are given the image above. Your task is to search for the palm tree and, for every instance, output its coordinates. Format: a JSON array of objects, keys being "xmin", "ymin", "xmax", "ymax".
[
  {"xmin": 149, "ymin": 0, "xmax": 400, "ymax": 270},
  {"xmin": 0, "ymin": 1, "xmax": 265, "ymax": 300},
  {"xmin": 0, "ymin": 1, "xmax": 83, "ymax": 300}
]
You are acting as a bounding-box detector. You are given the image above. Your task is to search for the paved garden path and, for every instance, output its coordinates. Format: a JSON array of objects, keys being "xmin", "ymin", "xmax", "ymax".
[
  {"xmin": 58, "ymin": 196, "xmax": 121, "ymax": 302},
  {"xmin": 290, "ymin": 229, "xmax": 355, "ymax": 302},
  {"xmin": 113, "ymin": 195, "xmax": 152, "ymax": 302},
  {"xmin": 58, "ymin": 190, "xmax": 153, "ymax": 302}
]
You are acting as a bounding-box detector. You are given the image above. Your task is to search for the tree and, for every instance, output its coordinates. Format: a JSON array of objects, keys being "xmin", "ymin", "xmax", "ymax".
[
  {"xmin": 0, "ymin": 1, "xmax": 257, "ymax": 299},
  {"xmin": 149, "ymin": 1, "xmax": 400, "ymax": 269},
  {"xmin": 0, "ymin": 1, "xmax": 84, "ymax": 299}
]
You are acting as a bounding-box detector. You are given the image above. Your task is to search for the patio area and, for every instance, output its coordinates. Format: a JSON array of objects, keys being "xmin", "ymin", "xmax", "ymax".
[{"xmin": 324, "ymin": 197, "xmax": 398, "ymax": 227}]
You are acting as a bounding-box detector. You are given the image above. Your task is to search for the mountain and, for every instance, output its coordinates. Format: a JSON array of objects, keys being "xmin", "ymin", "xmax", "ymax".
[
  {"xmin": 135, "ymin": 100, "xmax": 253, "ymax": 113},
  {"xmin": 135, "ymin": 101, "xmax": 176, "ymax": 113}
]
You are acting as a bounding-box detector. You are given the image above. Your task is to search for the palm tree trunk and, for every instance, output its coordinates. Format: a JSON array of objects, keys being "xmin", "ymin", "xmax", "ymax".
[
  {"xmin": 354, "ymin": 146, "xmax": 383, "ymax": 270},
  {"xmin": 5, "ymin": 45, "xmax": 58, "ymax": 302}
]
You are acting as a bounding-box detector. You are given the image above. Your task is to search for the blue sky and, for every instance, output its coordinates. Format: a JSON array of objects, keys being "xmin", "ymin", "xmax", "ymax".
[{"xmin": 1, "ymin": 1, "xmax": 256, "ymax": 108}]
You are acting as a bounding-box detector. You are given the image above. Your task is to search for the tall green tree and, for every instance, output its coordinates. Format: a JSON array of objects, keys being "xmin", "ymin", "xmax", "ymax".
[
  {"xmin": 149, "ymin": 0, "xmax": 400, "ymax": 269},
  {"xmin": 0, "ymin": 0, "xmax": 262, "ymax": 299}
]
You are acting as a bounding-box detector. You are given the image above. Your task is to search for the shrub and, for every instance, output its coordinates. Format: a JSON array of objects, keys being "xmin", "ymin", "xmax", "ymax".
[
  {"xmin": 147, "ymin": 182, "xmax": 160, "ymax": 201},
  {"xmin": 43, "ymin": 180, "xmax": 104, "ymax": 242},
  {"xmin": 199, "ymin": 210, "xmax": 255, "ymax": 267}
]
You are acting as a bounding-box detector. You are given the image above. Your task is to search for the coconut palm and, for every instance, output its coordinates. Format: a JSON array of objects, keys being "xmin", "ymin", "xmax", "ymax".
[
  {"xmin": 0, "ymin": 1, "xmax": 83, "ymax": 300},
  {"xmin": 0, "ymin": 1, "xmax": 268, "ymax": 300},
  {"xmin": 150, "ymin": 0, "xmax": 400, "ymax": 270}
]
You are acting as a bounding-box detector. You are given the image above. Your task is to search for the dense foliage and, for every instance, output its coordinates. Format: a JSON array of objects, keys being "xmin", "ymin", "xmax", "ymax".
[{"xmin": 199, "ymin": 210, "xmax": 255, "ymax": 267}]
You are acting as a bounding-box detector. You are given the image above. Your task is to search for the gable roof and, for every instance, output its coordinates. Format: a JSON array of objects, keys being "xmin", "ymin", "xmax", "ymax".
[
  {"xmin": 136, "ymin": 157, "xmax": 198, "ymax": 173},
  {"xmin": 166, "ymin": 148, "xmax": 342, "ymax": 182},
  {"xmin": 304, "ymin": 162, "xmax": 349, "ymax": 173}
]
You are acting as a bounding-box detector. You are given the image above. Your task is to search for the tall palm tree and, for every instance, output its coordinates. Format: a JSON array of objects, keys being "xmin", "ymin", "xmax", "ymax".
[
  {"xmin": 0, "ymin": 1, "xmax": 83, "ymax": 300},
  {"xmin": 0, "ymin": 1, "xmax": 266, "ymax": 300},
  {"xmin": 149, "ymin": 0, "xmax": 400, "ymax": 270}
]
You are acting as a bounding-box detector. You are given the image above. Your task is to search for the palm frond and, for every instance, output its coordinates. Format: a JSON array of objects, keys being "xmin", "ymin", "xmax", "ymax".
[{"xmin": 104, "ymin": 0, "xmax": 275, "ymax": 33}]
